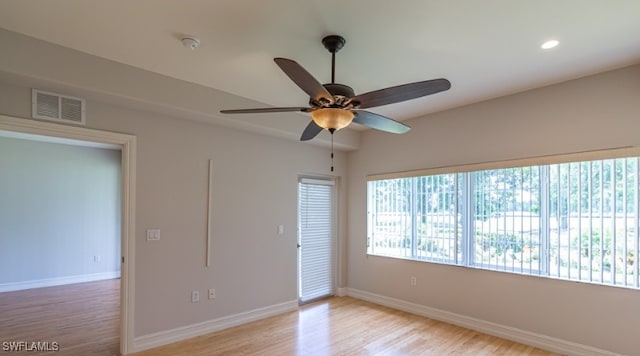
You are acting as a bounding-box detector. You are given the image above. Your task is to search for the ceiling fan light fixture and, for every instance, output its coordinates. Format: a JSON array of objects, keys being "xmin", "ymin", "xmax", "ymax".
[{"xmin": 311, "ymin": 108, "xmax": 354, "ymax": 132}]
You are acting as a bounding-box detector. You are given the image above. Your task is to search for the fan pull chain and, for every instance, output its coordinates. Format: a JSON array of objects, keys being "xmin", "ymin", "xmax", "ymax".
[{"xmin": 330, "ymin": 132, "xmax": 334, "ymax": 172}]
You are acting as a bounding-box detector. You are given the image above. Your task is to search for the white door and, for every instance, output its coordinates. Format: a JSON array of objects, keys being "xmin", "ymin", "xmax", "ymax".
[{"xmin": 298, "ymin": 178, "xmax": 335, "ymax": 304}]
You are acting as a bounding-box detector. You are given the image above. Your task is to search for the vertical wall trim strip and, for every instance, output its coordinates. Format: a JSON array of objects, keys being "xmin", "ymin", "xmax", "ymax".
[{"xmin": 206, "ymin": 159, "xmax": 213, "ymax": 267}]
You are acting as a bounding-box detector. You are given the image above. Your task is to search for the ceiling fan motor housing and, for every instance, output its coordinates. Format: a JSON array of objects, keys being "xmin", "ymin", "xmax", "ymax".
[{"xmin": 310, "ymin": 83, "xmax": 355, "ymax": 107}]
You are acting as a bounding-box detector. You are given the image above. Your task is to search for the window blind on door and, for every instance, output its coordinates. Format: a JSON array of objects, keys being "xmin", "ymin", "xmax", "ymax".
[{"xmin": 299, "ymin": 180, "xmax": 334, "ymax": 303}]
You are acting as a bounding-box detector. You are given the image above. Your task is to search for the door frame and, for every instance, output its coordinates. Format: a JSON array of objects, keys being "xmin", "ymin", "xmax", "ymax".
[
  {"xmin": 0, "ymin": 114, "xmax": 136, "ymax": 355},
  {"xmin": 297, "ymin": 176, "xmax": 338, "ymax": 304}
]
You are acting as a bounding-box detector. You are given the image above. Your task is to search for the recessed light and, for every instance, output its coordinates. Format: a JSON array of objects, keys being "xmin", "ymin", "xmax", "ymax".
[{"xmin": 541, "ymin": 40, "xmax": 559, "ymax": 49}]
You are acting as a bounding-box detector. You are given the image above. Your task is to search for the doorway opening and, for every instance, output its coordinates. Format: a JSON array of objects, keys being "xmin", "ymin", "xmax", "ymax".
[
  {"xmin": 297, "ymin": 177, "xmax": 336, "ymax": 304},
  {"xmin": 0, "ymin": 114, "xmax": 135, "ymax": 354}
]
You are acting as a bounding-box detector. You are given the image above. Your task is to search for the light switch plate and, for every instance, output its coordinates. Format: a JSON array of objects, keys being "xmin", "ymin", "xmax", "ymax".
[{"xmin": 147, "ymin": 229, "xmax": 161, "ymax": 241}]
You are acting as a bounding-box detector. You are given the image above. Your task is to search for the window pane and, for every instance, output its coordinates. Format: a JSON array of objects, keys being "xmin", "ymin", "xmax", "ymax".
[
  {"xmin": 472, "ymin": 167, "xmax": 542, "ymax": 273},
  {"xmin": 367, "ymin": 174, "xmax": 459, "ymax": 263},
  {"xmin": 548, "ymin": 158, "xmax": 639, "ymax": 287},
  {"xmin": 367, "ymin": 178, "xmax": 413, "ymax": 258},
  {"xmin": 415, "ymin": 174, "xmax": 460, "ymax": 263}
]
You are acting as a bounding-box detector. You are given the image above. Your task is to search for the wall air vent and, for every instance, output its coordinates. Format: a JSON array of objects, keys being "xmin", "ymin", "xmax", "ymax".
[{"xmin": 32, "ymin": 89, "xmax": 86, "ymax": 125}]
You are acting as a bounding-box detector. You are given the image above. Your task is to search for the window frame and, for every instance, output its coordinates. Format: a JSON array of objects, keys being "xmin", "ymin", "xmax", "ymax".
[{"xmin": 366, "ymin": 146, "xmax": 640, "ymax": 290}]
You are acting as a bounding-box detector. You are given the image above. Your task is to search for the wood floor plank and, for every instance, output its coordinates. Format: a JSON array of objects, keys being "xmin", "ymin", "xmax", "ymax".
[
  {"xmin": 132, "ymin": 296, "xmax": 558, "ymax": 356},
  {"xmin": 0, "ymin": 279, "xmax": 120, "ymax": 356}
]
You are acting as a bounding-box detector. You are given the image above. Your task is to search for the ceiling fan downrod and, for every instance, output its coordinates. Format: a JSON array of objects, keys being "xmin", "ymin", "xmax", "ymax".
[{"xmin": 322, "ymin": 35, "xmax": 345, "ymax": 84}]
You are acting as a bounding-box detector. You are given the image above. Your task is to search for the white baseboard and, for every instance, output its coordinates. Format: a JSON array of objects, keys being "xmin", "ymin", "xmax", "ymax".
[
  {"xmin": 336, "ymin": 287, "xmax": 347, "ymax": 297},
  {"xmin": 0, "ymin": 271, "xmax": 121, "ymax": 293},
  {"xmin": 346, "ymin": 288, "xmax": 617, "ymax": 356},
  {"xmin": 132, "ymin": 299, "xmax": 298, "ymax": 353}
]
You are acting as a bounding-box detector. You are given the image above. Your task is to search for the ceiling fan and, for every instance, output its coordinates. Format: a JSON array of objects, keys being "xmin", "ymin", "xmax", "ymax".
[{"xmin": 220, "ymin": 35, "xmax": 451, "ymax": 142}]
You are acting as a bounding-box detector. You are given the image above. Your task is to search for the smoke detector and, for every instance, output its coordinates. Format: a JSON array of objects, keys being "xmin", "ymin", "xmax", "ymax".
[{"xmin": 181, "ymin": 36, "xmax": 200, "ymax": 50}]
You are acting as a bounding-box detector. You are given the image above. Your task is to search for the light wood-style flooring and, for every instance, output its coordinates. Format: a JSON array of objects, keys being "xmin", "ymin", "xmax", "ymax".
[
  {"xmin": 1, "ymin": 280, "xmax": 557, "ymax": 356},
  {"xmin": 133, "ymin": 297, "xmax": 557, "ymax": 356},
  {"xmin": 0, "ymin": 279, "xmax": 120, "ymax": 356}
]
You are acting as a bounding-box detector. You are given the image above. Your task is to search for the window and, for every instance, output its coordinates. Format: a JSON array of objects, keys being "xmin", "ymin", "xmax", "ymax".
[{"xmin": 367, "ymin": 150, "xmax": 640, "ymax": 289}]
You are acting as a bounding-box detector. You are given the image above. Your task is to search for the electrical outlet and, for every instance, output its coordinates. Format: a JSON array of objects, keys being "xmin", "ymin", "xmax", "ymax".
[
  {"xmin": 208, "ymin": 288, "xmax": 216, "ymax": 299},
  {"xmin": 191, "ymin": 290, "xmax": 200, "ymax": 303},
  {"xmin": 93, "ymin": 255, "xmax": 101, "ymax": 263},
  {"xmin": 410, "ymin": 276, "xmax": 417, "ymax": 286}
]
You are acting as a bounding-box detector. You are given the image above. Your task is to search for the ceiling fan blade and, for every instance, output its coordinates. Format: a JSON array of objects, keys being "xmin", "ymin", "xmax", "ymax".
[
  {"xmin": 353, "ymin": 110, "xmax": 411, "ymax": 134},
  {"xmin": 352, "ymin": 78, "xmax": 451, "ymax": 109},
  {"xmin": 220, "ymin": 107, "xmax": 310, "ymax": 114},
  {"xmin": 274, "ymin": 58, "xmax": 334, "ymax": 105},
  {"xmin": 300, "ymin": 120, "xmax": 323, "ymax": 141}
]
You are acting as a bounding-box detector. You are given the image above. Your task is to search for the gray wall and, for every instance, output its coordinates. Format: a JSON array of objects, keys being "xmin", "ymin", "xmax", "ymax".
[
  {"xmin": 347, "ymin": 64, "xmax": 640, "ymax": 355},
  {"xmin": 0, "ymin": 83, "xmax": 349, "ymax": 337},
  {"xmin": 0, "ymin": 26, "xmax": 349, "ymax": 338},
  {"xmin": 0, "ymin": 136, "xmax": 121, "ymax": 287}
]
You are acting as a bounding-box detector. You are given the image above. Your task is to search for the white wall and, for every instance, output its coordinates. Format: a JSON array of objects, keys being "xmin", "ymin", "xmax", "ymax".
[
  {"xmin": 0, "ymin": 136, "xmax": 121, "ymax": 289},
  {"xmin": 347, "ymin": 64, "xmax": 640, "ymax": 355}
]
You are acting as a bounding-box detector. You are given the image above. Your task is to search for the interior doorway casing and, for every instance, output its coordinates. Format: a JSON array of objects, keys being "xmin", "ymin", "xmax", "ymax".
[{"xmin": 0, "ymin": 114, "xmax": 136, "ymax": 355}]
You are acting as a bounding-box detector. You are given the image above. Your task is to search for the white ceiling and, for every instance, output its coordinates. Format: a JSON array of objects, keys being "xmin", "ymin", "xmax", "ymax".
[{"xmin": 0, "ymin": 0, "xmax": 639, "ymax": 128}]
